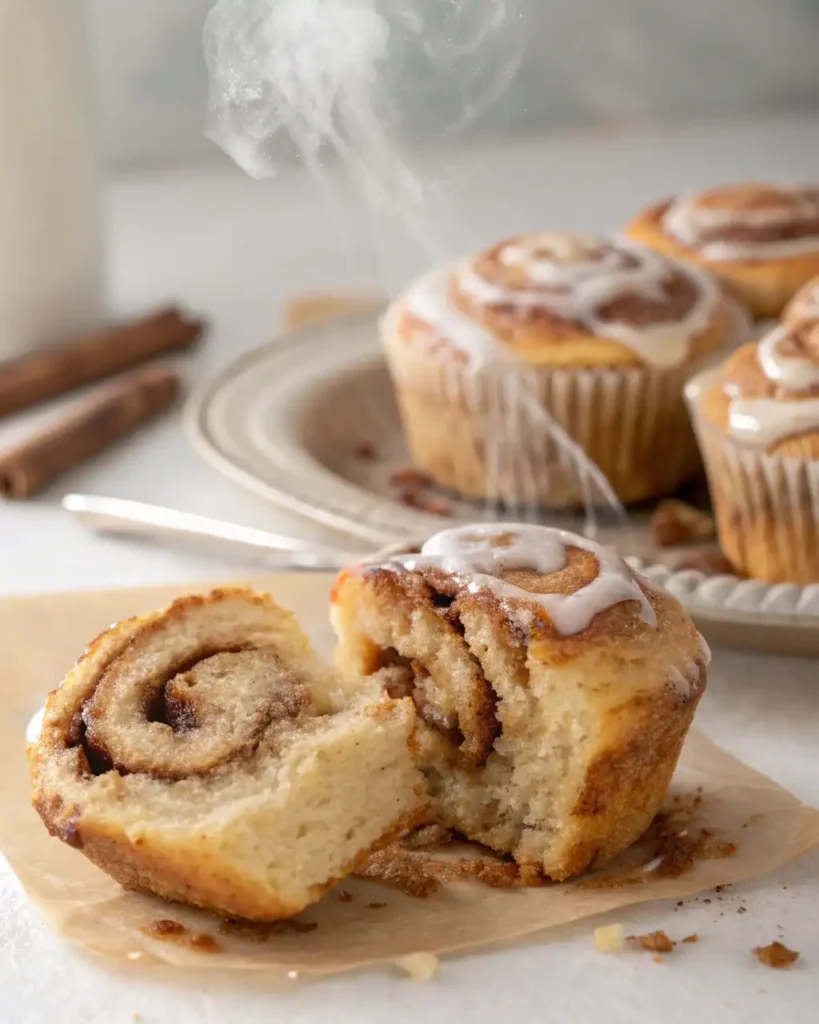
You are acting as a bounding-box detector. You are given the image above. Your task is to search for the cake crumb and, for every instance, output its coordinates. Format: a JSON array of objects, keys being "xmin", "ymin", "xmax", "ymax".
[
  {"xmin": 754, "ymin": 941, "xmax": 799, "ymax": 969},
  {"xmin": 354, "ymin": 441, "xmax": 377, "ymax": 460},
  {"xmin": 594, "ymin": 923, "xmax": 625, "ymax": 953},
  {"xmin": 653, "ymin": 956, "xmax": 664, "ymax": 964},
  {"xmin": 143, "ymin": 919, "xmax": 186, "ymax": 939},
  {"xmin": 338, "ymin": 890, "xmax": 354, "ymax": 903},
  {"xmin": 390, "ymin": 467, "xmax": 434, "ymax": 489},
  {"xmin": 189, "ymin": 933, "xmax": 221, "ymax": 953},
  {"xmin": 367, "ymin": 902, "xmax": 388, "ymax": 910},
  {"xmin": 651, "ymin": 500, "xmax": 715, "ymax": 547},
  {"xmin": 632, "ymin": 931, "xmax": 675, "ymax": 953},
  {"xmin": 395, "ymin": 952, "xmax": 439, "ymax": 981},
  {"xmin": 682, "ymin": 934, "xmax": 698, "ymax": 944},
  {"xmin": 672, "ymin": 545, "xmax": 736, "ymax": 576}
]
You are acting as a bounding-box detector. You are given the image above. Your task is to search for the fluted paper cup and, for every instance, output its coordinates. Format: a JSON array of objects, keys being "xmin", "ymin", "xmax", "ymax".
[
  {"xmin": 383, "ymin": 326, "xmax": 710, "ymax": 509},
  {"xmin": 686, "ymin": 368, "xmax": 819, "ymax": 584}
]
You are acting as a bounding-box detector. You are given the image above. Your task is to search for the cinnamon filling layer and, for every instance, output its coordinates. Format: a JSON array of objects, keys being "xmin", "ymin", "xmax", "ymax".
[{"xmin": 74, "ymin": 645, "xmax": 309, "ymax": 780}]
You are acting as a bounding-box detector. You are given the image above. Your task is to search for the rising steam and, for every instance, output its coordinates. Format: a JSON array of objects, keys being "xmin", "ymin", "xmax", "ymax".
[{"xmin": 203, "ymin": 0, "xmax": 625, "ymax": 533}]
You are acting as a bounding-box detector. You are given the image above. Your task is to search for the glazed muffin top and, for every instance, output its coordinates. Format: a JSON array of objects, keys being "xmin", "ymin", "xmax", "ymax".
[
  {"xmin": 633, "ymin": 183, "xmax": 819, "ymax": 264},
  {"xmin": 385, "ymin": 232, "xmax": 737, "ymax": 370},
  {"xmin": 700, "ymin": 320, "xmax": 819, "ymax": 458}
]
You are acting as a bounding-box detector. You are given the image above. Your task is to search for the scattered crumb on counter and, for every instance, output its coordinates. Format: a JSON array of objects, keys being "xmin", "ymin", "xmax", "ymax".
[
  {"xmin": 650, "ymin": 500, "xmax": 715, "ymax": 547},
  {"xmin": 738, "ymin": 907, "xmax": 747, "ymax": 914},
  {"xmin": 354, "ymin": 441, "xmax": 377, "ymax": 460},
  {"xmin": 338, "ymin": 890, "xmax": 354, "ymax": 903},
  {"xmin": 389, "ymin": 467, "xmax": 434, "ymax": 488},
  {"xmin": 397, "ymin": 491, "xmax": 452, "ymax": 516},
  {"xmin": 671, "ymin": 545, "xmax": 736, "ymax": 576},
  {"xmin": 682, "ymin": 934, "xmax": 698, "ymax": 944},
  {"xmin": 631, "ymin": 931, "xmax": 675, "ymax": 953},
  {"xmin": 754, "ymin": 942, "xmax": 799, "ymax": 969},
  {"xmin": 367, "ymin": 902, "xmax": 388, "ymax": 910},
  {"xmin": 395, "ymin": 952, "xmax": 439, "ymax": 981},
  {"xmin": 652, "ymin": 956, "xmax": 664, "ymax": 964},
  {"xmin": 594, "ymin": 923, "xmax": 625, "ymax": 953}
]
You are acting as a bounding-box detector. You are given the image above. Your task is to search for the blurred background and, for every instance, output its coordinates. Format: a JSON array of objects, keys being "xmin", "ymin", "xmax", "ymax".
[{"xmin": 89, "ymin": 0, "xmax": 819, "ymax": 169}]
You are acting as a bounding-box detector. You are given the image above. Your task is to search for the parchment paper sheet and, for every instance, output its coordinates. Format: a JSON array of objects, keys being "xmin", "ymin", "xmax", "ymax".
[{"xmin": 1, "ymin": 574, "xmax": 818, "ymax": 976}]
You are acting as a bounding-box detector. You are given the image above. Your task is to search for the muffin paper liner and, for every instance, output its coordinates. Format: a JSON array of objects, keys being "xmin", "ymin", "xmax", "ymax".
[{"xmin": 688, "ymin": 395, "xmax": 819, "ymax": 584}]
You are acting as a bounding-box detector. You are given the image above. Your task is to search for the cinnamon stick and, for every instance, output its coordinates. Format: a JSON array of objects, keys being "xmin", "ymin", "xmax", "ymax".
[
  {"xmin": 0, "ymin": 367, "xmax": 180, "ymax": 499},
  {"xmin": 0, "ymin": 306, "xmax": 204, "ymax": 420}
]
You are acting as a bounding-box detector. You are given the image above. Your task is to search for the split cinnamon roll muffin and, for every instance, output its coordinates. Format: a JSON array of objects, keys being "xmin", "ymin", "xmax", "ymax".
[
  {"xmin": 627, "ymin": 183, "xmax": 819, "ymax": 318},
  {"xmin": 29, "ymin": 588, "xmax": 425, "ymax": 921},
  {"xmin": 332, "ymin": 524, "xmax": 708, "ymax": 880},
  {"xmin": 382, "ymin": 233, "xmax": 739, "ymax": 508},
  {"xmin": 687, "ymin": 321, "xmax": 819, "ymax": 583}
]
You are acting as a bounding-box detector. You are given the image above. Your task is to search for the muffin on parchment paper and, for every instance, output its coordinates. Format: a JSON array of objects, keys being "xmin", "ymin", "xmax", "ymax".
[
  {"xmin": 381, "ymin": 232, "xmax": 741, "ymax": 509},
  {"xmin": 687, "ymin": 320, "xmax": 819, "ymax": 584},
  {"xmin": 627, "ymin": 183, "xmax": 819, "ymax": 319},
  {"xmin": 28, "ymin": 588, "xmax": 426, "ymax": 921},
  {"xmin": 332, "ymin": 523, "xmax": 709, "ymax": 881}
]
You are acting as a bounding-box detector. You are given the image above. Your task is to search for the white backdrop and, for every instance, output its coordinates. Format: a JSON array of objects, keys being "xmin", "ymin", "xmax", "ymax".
[{"xmin": 85, "ymin": 0, "xmax": 819, "ymax": 168}]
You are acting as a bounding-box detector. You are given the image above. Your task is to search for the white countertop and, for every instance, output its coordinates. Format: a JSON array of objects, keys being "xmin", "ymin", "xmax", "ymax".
[{"xmin": 2, "ymin": 115, "xmax": 818, "ymax": 1021}]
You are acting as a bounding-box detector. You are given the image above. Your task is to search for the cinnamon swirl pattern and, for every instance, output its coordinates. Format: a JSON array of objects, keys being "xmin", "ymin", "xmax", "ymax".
[
  {"xmin": 627, "ymin": 183, "xmax": 819, "ymax": 317},
  {"xmin": 332, "ymin": 524, "xmax": 708, "ymax": 880},
  {"xmin": 28, "ymin": 588, "xmax": 425, "ymax": 920},
  {"xmin": 382, "ymin": 232, "xmax": 739, "ymax": 507},
  {"xmin": 688, "ymin": 323, "xmax": 819, "ymax": 583}
]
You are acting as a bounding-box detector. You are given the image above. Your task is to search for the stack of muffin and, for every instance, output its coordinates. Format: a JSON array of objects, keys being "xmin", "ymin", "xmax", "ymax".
[{"xmin": 381, "ymin": 183, "xmax": 819, "ymax": 585}]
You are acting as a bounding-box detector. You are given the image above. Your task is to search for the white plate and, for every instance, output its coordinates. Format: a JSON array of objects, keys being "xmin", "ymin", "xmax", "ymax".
[{"xmin": 185, "ymin": 312, "xmax": 819, "ymax": 656}]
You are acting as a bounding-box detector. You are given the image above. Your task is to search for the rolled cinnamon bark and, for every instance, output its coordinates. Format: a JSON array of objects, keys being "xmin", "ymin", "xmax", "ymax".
[
  {"xmin": 0, "ymin": 306, "xmax": 203, "ymax": 419},
  {"xmin": 0, "ymin": 367, "xmax": 180, "ymax": 498}
]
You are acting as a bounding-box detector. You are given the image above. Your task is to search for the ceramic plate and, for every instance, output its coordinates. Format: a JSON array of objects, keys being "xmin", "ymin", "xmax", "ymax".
[{"xmin": 185, "ymin": 313, "xmax": 819, "ymax": 656}]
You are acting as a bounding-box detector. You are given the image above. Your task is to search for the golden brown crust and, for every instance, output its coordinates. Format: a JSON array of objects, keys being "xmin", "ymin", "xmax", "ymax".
[
  {"xmin": 627, "ymin": 187, "xmax": 819, "ymax": 318},
  {"xmin": 784, "ymin": 273, "xmax": 819, "ymax": 325},
  {"xmin": 393, "ymin": 234, "xmax": 733, "ymax": 369}
]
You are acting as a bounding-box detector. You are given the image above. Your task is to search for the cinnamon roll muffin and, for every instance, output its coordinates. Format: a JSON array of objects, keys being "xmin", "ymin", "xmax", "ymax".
[
  {"xmin": 382, "ymin": 232, "xmax": 740, "ymax": 508},
  {"xmin": 784, "ymin": 273, "xmax": 819, "ymax": 326},
  {"xmin": 29, "ymin": 588, "xmax": 426, "ymax": 921},
  {"xmin": 687, "ymin": 322, "xmax": 819, "ymax": 583},
  {"xmin": 332, "ymin": 524, "xmax": 708, "ymax": 880},
  {"xmin": 627, "ymin": 183, "xmax": 819, "ymax": 318}
]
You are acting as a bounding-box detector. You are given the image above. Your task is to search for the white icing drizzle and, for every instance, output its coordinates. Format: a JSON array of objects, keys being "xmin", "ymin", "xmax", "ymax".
[
  {"xmin": 728, "ymin": 396, "xmax": 819, "ymax": 447},
  {"xmin": 727, "ymin": 323, "xmax": 819, "ymax": 446},
  {"xmin": 757, "ymin": 324, "xmax": 819, "ymax": 391},
  {"xmin": 387, "ymin": 522, "xmax": 656, "ymax": 635},
  {"xmin": 26, "ymin": 706, "xmax": 44, "ymax": 744},
  {"xmin": 395, "ymin": 234, "xmax": 721, "ymax": 369},
  {"xmin": 663, "ymin": 185, "xmax": 819, "ymax": 261}
]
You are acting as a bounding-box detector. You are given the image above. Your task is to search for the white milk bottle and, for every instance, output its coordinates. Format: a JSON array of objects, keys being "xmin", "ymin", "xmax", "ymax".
[{"xmin": 0, "ymin": 0, "xmax": 105, "ymax": 359}]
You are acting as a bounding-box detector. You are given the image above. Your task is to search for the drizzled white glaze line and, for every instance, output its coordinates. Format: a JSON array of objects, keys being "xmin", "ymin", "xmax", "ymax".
[
  {"xmin": 728, "ymin": 396, "xmax": 819, "ymax": 447},
  {"xmin": 663, "ymin": 187, "xmax": 819, "ymax": 261},
  {"xmin": 396, "ymin": 236, "xmax": 720, "ymax": 369},
  {"xmin": 388, "ymin": 522, "xmax": 656, "ymax": 636},
  {"xmin": 758, "ymin": 324, "xmax": 819, "ymax": 391}
]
